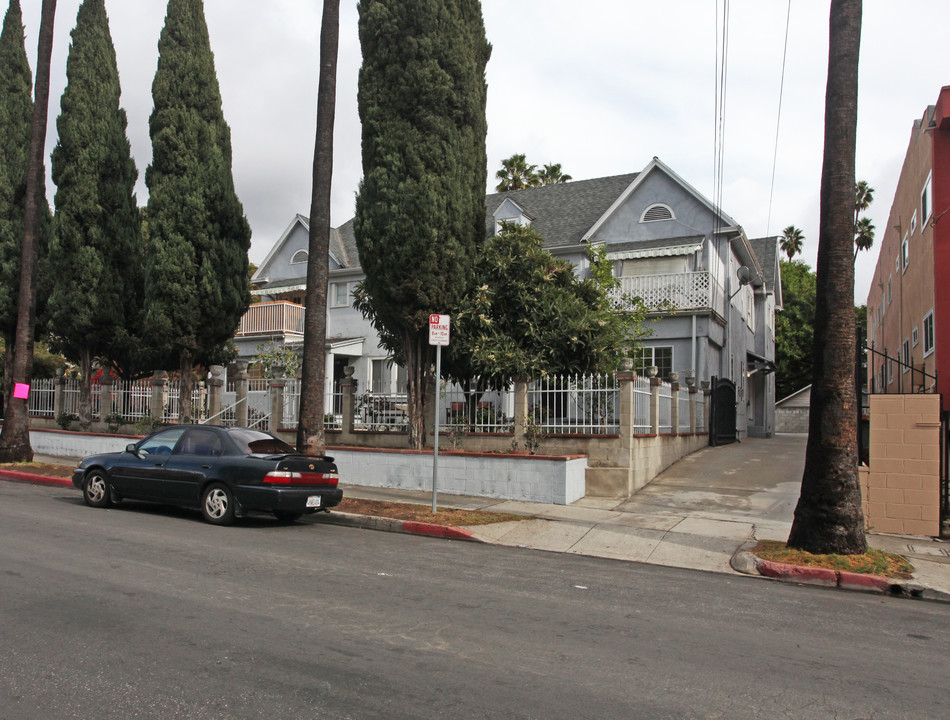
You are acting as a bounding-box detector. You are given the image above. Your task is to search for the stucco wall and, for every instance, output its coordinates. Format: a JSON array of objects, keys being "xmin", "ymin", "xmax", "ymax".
[{"xmin": 861, "ymin": 394, "xmax": 942, "ymax": 537}]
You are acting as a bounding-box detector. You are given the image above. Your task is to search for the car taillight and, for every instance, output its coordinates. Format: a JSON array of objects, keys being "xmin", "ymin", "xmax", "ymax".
[{"xmin": 263, "ymin": 471, "xmax": 339, "ymax": 485}]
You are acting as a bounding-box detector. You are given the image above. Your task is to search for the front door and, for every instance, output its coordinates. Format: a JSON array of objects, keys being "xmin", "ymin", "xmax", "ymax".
[{"xmin": 709, "ymin": 376, "xmax": 737, "ymax": 446}]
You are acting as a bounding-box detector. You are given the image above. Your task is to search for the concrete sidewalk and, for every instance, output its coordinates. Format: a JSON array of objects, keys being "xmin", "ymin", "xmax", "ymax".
[{"xmin": 22, "ymin": 437, "xmax": 950, "ymax": 600}]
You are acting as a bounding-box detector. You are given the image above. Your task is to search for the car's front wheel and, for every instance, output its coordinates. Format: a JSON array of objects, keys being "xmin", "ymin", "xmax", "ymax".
[
  {"xmin": 82, "ymin": 470, "xmax": 112, "ymax": 508},
  {"xmin": 201, "ymin": 483, "xmax": 235, "ymax": 525}
]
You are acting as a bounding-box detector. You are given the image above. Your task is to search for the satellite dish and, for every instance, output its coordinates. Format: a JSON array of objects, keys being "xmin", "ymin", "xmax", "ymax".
[{"xmin": 736, "ymin": 265, "xmax": 752, "ymax": 286}]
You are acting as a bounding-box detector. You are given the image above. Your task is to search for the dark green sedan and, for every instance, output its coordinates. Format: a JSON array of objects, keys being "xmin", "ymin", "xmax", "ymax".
[{"xmin": 72, "ymin": 425, "xmax": 342, "ymax": 525}]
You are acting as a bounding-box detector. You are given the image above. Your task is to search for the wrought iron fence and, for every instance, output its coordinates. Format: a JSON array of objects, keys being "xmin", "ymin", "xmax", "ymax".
[
  {"xmin": 28, "ymin": 379, "xmax": 56, "ymax": 417},
  {"xmin": 695, "ymin": 391, "xmax": 706, "ymax": 432},
  {"xmin": 439, "ymin": 384, "xmax": 513, "ymax": 433},
  {"xmin": 529, "ymin": 373, "xmax": 620, "ymax": 435},
  {"xmin": 112, "ymin": 379, "xmax": 151, "ymax": 421},
  {"xmin": 678, "ymin": 389, "xmax": 691, "ymax": 433},
  {"xmin": 355, "ymin": 391, "xmax": 409, "ymax": 431}
]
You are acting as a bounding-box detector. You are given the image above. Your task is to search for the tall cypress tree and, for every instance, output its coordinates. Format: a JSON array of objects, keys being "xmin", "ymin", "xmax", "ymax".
[
  {"xmin": 145, "ymin": 0, "xmax": 250, "ymax": 424},
  {"xmin": 354, "ymin": 0, "xmax": 490, "ymax": 448},
  {"xmin": 48, "ymin": 0, "xmax": 142, "ymax": 428},
  {"xmin": 0, "ymin": 0, "xmax": 34, "ymax": 414}
]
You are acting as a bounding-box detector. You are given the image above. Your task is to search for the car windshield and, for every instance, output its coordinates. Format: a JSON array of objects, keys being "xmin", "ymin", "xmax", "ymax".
[{"xmin": 229, "ymin": 429, "xmax": 296, "ymax": 455}]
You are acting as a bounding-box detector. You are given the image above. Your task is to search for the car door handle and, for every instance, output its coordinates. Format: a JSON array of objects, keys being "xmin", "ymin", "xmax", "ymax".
[{"xmin": 201, "ymin": 465, "xmax": 212, "ymax": 469}]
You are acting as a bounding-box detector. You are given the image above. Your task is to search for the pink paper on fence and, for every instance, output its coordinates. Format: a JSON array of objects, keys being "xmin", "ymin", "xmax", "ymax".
[{"xmin": 13, "ymin": 382, "xmax": 30, "ymax": 400}]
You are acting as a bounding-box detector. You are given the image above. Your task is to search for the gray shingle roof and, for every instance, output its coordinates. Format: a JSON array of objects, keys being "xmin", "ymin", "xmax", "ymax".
[
  {"xmin": 748, "ymin": 236, "xmax": 778, "ymax": 290},
  {"xmin": 484, "ymin": 173, "xmax": 639, "ymax": 248}
]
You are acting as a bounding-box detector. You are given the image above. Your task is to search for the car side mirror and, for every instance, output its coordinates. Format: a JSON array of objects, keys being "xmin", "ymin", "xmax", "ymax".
[{"xmin": 126, "ymin": 443, "xmax": 139, "ymax": 456}]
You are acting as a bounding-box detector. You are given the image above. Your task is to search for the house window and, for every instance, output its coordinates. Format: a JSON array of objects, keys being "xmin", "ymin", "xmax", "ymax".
[
  {"xmin": 902, "ymin": 339, "xmax": 910, "ymax": 373},
  {"xmin": 370, "ymin": 359, "xmax": 391, "ymax": 394},
  {"xmin": 495, "ymin": 216, "xmax": 522, "ymax": 234},
  {"xmin": 901, "ymin": 234, "xmax": 909, "ymax": 272},
  {"xmin": 640, "ymin": 203, "xmax": 675, "ymax": 223},
  {"xmin": 922, "ymin": 173, "xmax": 932, "ymax": 224},
  {"xmin": 887, "ymin": 356, "xmax": 894, "ymax": 385},
  {"xmin": 913, "ymin": 326, "xmax": 919, "ymax": 347},
  {"xmin": 633, "ymin": 346, "xmax": 673, "ymax": 380},
  {"xmin": 923, "ymin": 310, "xmax": 935, "ymax": 356},
  {"xmin": 330, "ymin": 282, "xmax": 350, "ymax": 308},
  {"xmin": 910, "ymin": 210, "xmax": 918, "ymax": 236},
  {"xmin": 887, "ymin": 276, "xmax": 892, "ymax": 305},
  {"xmin": 291, "ymin": 249, "xmax": 309, "ymax": 264}
]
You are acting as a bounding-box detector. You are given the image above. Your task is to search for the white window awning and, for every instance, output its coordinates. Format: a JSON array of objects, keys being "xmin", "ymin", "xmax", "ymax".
[{"xmin": 606, "ymin": 240, "xmax": 702, "ymax": 261}]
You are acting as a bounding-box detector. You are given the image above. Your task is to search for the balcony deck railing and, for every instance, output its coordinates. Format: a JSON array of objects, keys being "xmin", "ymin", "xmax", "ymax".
[
  {"xmin": 236, "ymin": 301, "xmax": 305, "ymax": 337},
  {"xmin": 612, "ymin": 271, "xmax": 725, "ymax": 315}
]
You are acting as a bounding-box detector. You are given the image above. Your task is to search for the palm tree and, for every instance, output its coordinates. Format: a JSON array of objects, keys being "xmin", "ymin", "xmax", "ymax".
[
  {"xmin": 854, "ymin": 180, "xmax": 873, "ymax": 220},
  {"xmin": 296, "ymin": 0, "xmax": 340, "ymax": 456},
  {"xmin": 786, "ymin": 0, "xmax": 866, "ymax": 555},
  {"xmin": 495, "ymin": 153, "xmax": 539, "ymax": 191},
  {"xmin": 853, "ymin": 216, "xmax": 875, "ymax": 260},
  {"xmin": 0, "ymin": 0, "xmax": 56, "ymax": 463},
  {"xmin": 780, "ymin": 225, "xmax": 804, "ymax": 259},
  {"xmin": 537, "ymin": 163, "xmax": 572, "ymax": 186}
]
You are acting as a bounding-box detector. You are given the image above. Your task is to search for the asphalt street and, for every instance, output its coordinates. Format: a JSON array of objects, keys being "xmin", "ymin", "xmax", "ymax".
[{"xmin": 1, "ymin": 480, "xmax": 948, "ymax": 720}]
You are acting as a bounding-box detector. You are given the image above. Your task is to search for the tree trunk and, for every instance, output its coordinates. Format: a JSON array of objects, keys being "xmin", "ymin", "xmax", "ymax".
[
  {"xmin": 403, "ymin": 332, "xmax": 432, "ymax": 450},
  {"xmin": 0, "ymin": 0, "xmax": 56, "ymax": 462},
  {"xmin": 297, "ymin": 0, "xmax": 340, "ymax": 456},
  {"xmin": 787, "ymin": 0, "xmax": 866, "ymax": 555},
  {"xmin": 179, "ymin": 352, "xmax": 194, "ymax": 425},
  {"xmin": 78, "ymin": 347, "xmax": 92, "ymax": 430}
]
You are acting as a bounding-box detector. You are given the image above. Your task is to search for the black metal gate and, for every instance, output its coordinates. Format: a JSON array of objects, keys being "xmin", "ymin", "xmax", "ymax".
[{"xmin": 709, "ymin": 376, "xmax": 737, "ymax": 446}]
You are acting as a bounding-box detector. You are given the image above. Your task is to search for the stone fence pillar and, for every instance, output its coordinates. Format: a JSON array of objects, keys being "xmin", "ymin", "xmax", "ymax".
[
  {"xmin": 233, "ymin": 361, "xmax": 248, "ymax": 428},
  {"xmin": 207, "ymin": 365, "xmax": 224, "ymax": 425},
  {"xmin": 340, "ymin": 366, "xmax": 357, "ymax": 435},
  {"xmin": 669, "ymin": 372, "xmax": 680, "ymax": 435},
  {"xmin": 54, "ymin": 377, "xmax": 66, "ymax": 419},
  {"xmin": 512, "ymin": 378, "xmax": 529, "ymax": 446},
  {"xmin": 649, "ymin": 374, "xmax": 660, "ymax": 436},
  {"xmin": 269, "ymin": 365, "xmax": 286, "ymax": 431},
  {"xmin": 150, "ymin": 370, "xmax": 167, "ymax": 422},
  {"xmin": 99, "ymin": 374, "xmax": 115, "ymax": 421}
]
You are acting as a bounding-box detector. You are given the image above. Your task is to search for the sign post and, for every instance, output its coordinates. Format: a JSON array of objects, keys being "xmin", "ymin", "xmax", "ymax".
[{"xmin": 428, "ymin": 314, "xmax": 450, "ymax": 512}]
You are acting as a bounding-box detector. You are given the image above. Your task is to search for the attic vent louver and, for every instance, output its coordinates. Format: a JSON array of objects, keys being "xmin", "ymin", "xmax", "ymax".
[{"xmin": 641, "ymin": 204, "xmax": 674, "ymax": 223}]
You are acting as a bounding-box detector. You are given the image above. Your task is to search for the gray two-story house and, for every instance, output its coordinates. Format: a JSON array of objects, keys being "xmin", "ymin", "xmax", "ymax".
[{"xmin": 239, "ymin": 157, "xmax": 780, "ymax": 438}]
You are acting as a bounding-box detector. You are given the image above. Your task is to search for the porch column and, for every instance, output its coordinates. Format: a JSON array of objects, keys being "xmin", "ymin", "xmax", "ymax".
[
  {"xmin": 269, "ymin": 365, "xmax": 286, "ymax": 431},
  {"xmin": 687, "ymin": 375, "xmax": 698, "ymax": 433},
  {"xmin": 234, "ymin": 361, "xmax": 249, "ymax": 428},
  {"xmin": 207, "ymin": 365, "xmax": 224, "ymax": 425},
  {"xmin": 150, "ymin": 370, "xmax": 167, "ymax": 423}
]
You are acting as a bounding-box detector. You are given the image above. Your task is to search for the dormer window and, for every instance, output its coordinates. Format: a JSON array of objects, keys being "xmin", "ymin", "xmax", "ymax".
[
  {"xmin": 496, "ymin": 217, "xmax": 521, "ymax": 234},
  {"xmin": 291, "ymin": 249, "xmax": 309, "ymax": 264},
  {"xmin": 640, "ymin": 203, "xmax": 675, "ymax": 223}
]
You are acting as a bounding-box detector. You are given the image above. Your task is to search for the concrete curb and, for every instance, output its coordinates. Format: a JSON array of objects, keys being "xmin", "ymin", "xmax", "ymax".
[
  {"xmin": 315, "ymin": 511, "xmax": 482, "ymax": 542},
  {"xmin": 0, "ymin": 468, "xmax": 73, "ymax": 488},
  {"xmin": 730, "ymin": 544, "xmax": 950, "ymax": 604}
]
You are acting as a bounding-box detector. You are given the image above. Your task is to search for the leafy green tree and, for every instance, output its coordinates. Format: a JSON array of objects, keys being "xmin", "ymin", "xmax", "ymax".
[
  {"xmin": 445, "ymin": 225, "xmax": 649, "ymax": 390},
  {"xmin": 775, "ymin": 259, "xmax": 816, "ymax": 400},
  {"xmin": 780, "ymin": 225, "xmax": 804, "ymax": 259},
  {"xmin": 354, "ymin": 0, "xmax": 491, "ymax": 448},
  {"xmin": 0, "ymin": 0, "xmax": 55, "ymax": 462},
  {"xmin": 495, "ymin": 153, "xmax": 539, "ymax": 191},
  {"xmin": 787, "ymin": 0, "xmax": 866, "ymax": 555},
  {"xmin": 145, "ymin": 0, "xmax": 251, "ymax": 424},
  {"xmin": 0, "ymin": 0, "xmax": 34, "ymax": 418},
  {"xmin": 297, "ymin": 0, "xmax": 340, "ymax": 456},
  {"xmin": 47, "ymin": 0, "xmax": 142, "ymax": 428},
  {"xmin": 537, "ymin": 162, "xmax": 572, "ymax": 186},
  {"xmin": 852, "ymin": 180, "xmax": 874, "ymax": 260}
]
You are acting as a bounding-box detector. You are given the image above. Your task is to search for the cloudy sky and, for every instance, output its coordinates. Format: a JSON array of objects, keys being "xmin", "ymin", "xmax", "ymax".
[{"xmin": 19, "ymin": 0, "xmax": 950, "ymax": 302}]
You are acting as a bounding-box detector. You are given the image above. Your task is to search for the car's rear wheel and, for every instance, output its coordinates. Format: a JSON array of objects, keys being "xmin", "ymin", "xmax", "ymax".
[
  {"xmin": 82, "ymin": 470, "xmax": 112, "ymax": 508},
  {"xmin": 201, "ymin": 483, "xmax": 235, "ymax": 525},
  {"xmin": 273, "ymin": 510, "xmax": 303, "ymax": 523}
]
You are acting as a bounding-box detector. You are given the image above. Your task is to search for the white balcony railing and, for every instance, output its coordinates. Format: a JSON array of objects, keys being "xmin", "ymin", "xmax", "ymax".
[
  {"xmin": 612, "ymin": 271, "xmax": 725, "ymax": 315},
  {"xmin": 236, "ymin": 301, "xmax": 305, "ymax": 337}
]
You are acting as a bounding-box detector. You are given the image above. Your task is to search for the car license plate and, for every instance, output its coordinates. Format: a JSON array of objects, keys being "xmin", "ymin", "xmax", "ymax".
[{"xmin": 306, "ymin": 495, "xmax": 322, "ymax": 508}]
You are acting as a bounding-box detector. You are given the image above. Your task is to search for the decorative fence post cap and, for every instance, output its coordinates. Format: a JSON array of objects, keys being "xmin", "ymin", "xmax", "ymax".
[
  {"xmin": 647, "ymin": 366, "xmax": 659, "ymax": 378},
  {"xmin": 343, "ymin": 365, "xmax": 355, "ymax": 378},
  {"xmin": 669, "ymin": 372, "xmax": 679, "ymax": 383}
]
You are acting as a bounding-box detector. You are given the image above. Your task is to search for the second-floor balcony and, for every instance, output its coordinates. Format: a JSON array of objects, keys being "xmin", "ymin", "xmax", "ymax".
[
  {"xmin": 612, "ymin": 271, "xmax": 725, "ymax": 316},
  {"xmin": 236, "ymin": 301, "xmax": 305, "ymax": 337}
]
